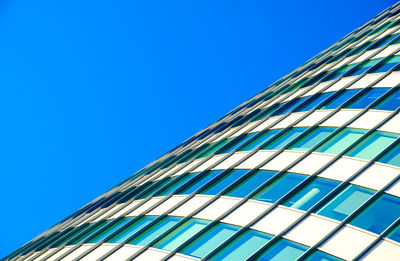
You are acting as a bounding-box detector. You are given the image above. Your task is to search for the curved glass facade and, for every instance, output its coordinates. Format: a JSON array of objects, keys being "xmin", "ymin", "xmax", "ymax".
[{"xmin": 5, "ymin": 2, "xmax": 400, "ymax": 261}]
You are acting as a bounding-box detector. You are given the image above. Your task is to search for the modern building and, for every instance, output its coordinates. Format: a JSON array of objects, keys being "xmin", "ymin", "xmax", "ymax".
[{"xmin": 5, "ymin": 2, "xmax": 400, "ymax": 261}]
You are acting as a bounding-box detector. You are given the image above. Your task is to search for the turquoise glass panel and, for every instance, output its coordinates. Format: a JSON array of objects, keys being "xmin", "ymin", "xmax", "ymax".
[
  {"xmin": 350, "ymin": 194, "xmax": 400, "ymax": 234},
  {"xmin": 262, "ymin": 128, "xmax": 307, "ymax": 150},
  {"xmin": 157, "ymin": 173, "xmax": 198, "ymax": 196},
  {"xmin": 155, "ymin": 219, "xmax": 210, "ymax": 251},
  {"xmin": 211, "ymin": 230, "xmax": 272, "ymax": 261},
  {"xmin": 317, "ymin": 128, "xmax": 367, "ymax": 155},
  {"xmin": 107, "ymin": 216, "xmax": 156, "ymax": 243},
  {"xmin": 317, "ymin": 185, "xmax": 374, "ymax": 221},
  {"xmin": 378, "ymin": 142, "xmax": 400, "ymax": 167},
  {"xmin": 346, "ymin": 131, "xmax": 398, "ymax": 160},
  {"xmin": 70, "ymin": 221, "xmax": 109, "ymax": 245},
  {"xmin": 290, "ymin": 127, "xmax": 336, "ymax": 151},
  {"xmin": 387, "ymin": 223, "xmax": 400, "ymax": 243},
  {"xmin": 283, "ymin": 178, "xmax": 340, "ymax": 211},
  {"xmin": 88, "ymin": 217, "xmax": 132, "ymax": 243},
  {"xmin": 182, "ymin": 223, "xmax": 240, "ymax": 258},
  {"xmin": 257, "ymin": 239, "xmax": 307, "ymax": 261},
  {"xmin": 240, "ymin": 129, "xmax": 280, "ymax": 151},
  {"xmin": 253, "ymin": 173, "xmax": 307, "ymax": 203},
  {"xmin": 226, "ymin": 170, "xmax": 277, "ymax": 198},
  {"xmin": 219, "ymin": 133, "xmax": 258, "ymax": 153},
  {"xmin": 201, "ymin": 169, "xmax": 248, "ymax": 195}
]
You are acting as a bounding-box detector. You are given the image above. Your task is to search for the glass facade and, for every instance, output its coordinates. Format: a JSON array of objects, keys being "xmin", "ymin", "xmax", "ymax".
[{"xmin": 5, "ymin": 2, "xmax": 400, "ymax": 261}]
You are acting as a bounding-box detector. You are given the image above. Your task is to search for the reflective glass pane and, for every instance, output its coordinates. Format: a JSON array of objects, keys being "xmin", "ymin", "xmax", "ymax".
[
  {"xmin": 262, "ymin": 128, "xmax": 307, "ymax": 150},
  {"xmin": 219, "ymin": 133, "xmax": 258, "ymax": 154},
  {"xmin": 157, "ymin": 173, "xmax": 198, "ymax": 196},
  {"xmin": 317, "ymin": 185, "xmax": 374, "ymax": 221},
  {"xmin": 201, "ymin": 169, "xmax": 248, "ymax": 195},
  {"xmin": 290, "ymin": 127, "xmax": 336, "ymax": 151},
  {"xmin": 257, "ymin": 239, "xmax": 307, "ymax": 261},
  {"xmin": 179, "ymin": 170, "xmax": 223, "ymax": 194},
  {"xmin": 240, "ymin": 129, "xmax": 280, "ymax": 151},
  {"xmin": 374, "ymin": 89, "xmax": 400, "ymax": 111},
  {"xmin": 346, "ymin": 88, "xmax": 389, "ymax": 109},
  {"xmin": 306, "ymin": 251, "xmax": 343, "ymax": 261},
  {"xmin": 294, "ymin": 92, "xmax": 334, "ymax": 112},
  {"xmin": 317, "ymin": 128, "xmax": 367, "ymax": 155},
  {"xmin": 226, "ymin": 170, "xmax": 277, "ymax": 198},
  {"xmin": 88, "ymin": 218, "xmax": 132, "ymax": 243},
  {"xmin": 379, "ymin": 143, "xmax": 400, "ymax": 167},
  {"xmin": 387, "ymin": 223, "xmax": 400, "ymax": 243},
  {"xmin": 319, "ymin": 89, "xmax": 361, "ymax": 110},
  {"xmin": 107, "ymin": 216, "xmax": 156, "ymax": 243}
]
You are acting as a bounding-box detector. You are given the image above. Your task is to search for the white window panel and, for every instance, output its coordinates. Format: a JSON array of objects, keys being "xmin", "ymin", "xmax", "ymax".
[
  {"xmin": 347, "ymin": 74, "xmax": 382, "ymax": 89},
  {"xmin": 331, "ymin": 57, "xmax": 352, "ymax": 70},
  {"xmin": 363, "ymin": 239, "xmax": 400, "ymax": 261},
  {"xmin": 194, "ymin": 196, "xmax": 240, "ymax": 221},
  {"xmin": 378, "ymin": 113, "xmax": 400, "ymax": 134},
  {"xmin": 127, "ymin": 197, "xmax": 163, "ymax": 217},
  {"xmin": 170, "ymin": 161, "xmax": 198, "ymax": 177},
  {"xmin": 318, "ymin": 157, "xmax": 368, "ymax": 181},
  {"xmin": 301, "ymin": 82, "xmax": 331, "ymax": 97},
  {"xmin": 348, "ymin": 110, "xmax": 392, "ymax": 129},
  {"xmin": 260, "ymin": 151, "xmax": 304, "ymax": 171},
  {"xmin": 222, "ymin": 200, "xmax": 272, "ymax": 227},
  {"xmin": 170, "ymin": 195, "xmax": 213, "ymax": 217},
  {"xmin": 213, "ymin": 128, "xmax": 236, "ymax": 142},
  {"xmin": 320, "ymin": 110, "xmax": 360, "ymax": 127},
  {"xmin": 80, "ymin": 244, "xmax": 116, "ymax": 261},
  {"xmin": 374, "ymin": 72, "xmax": 400, "ymax": 87},
  {"xmin": 169, "ymin": 253, "xmax": 200, "ymax": 261},
  {"xmin": 374, "ymin": 44, "xmax": 400, "ymax": 59},
  {"xmin": 272, "ymin": 113, "xmax": 305, "ymax": 129},
  {"xmin": 103, "ymin": 245, "xmax": 142, "ymax": 261},
  {"xmin": 289, "ymin": 153, "xmax": 335, "ymax": 175},
  {"xmin": 376, "ymin": 27, "xmax": 398, "ymax": 39},
  {"xmin": 134, "ymin": 248, "xmax": 169, "ymax": 261},
  {"xmin": 251, "ymin": 116, "xmax": 281, "ymax": 133},
  {"xmin": 147, "ymin": 195, "xmax": 187, "ymax": 216},
  {"xmin": 92, "ymin": 207, "xmax": 115, "ymax": 223},
  {"xmin": 325, "ymin": 77, "xmax": 355, "ymax": 92},
  {"xmin": 282, "ymin": 89, "xmax": 305, "ymax": 102},
  {"xmin": 235, "ymin": 151, "xmax": 275, "ymax": 169},
  {"xmin": 231, "ymin": 122, "xmax": 257, "ymax": 137},
  {"xmin": 295, "ymin": 111, "xmax": 331, "ymax": 127},
  {"xmin": 212, "ymin": 152, "xmax": 249, "ymax": 170},
  {"xmin": 193, "ymin": 155, "xmax": 224, "ymax": 172},
  {"xmin": 33, "ymin": 249, "xmax": 57, "ymax": 261},
  {"xmin": 284, "ymin": 214, "xmax": 339, "ymax": 246},
  {"xmin": 43, "ymin": 247, "xmax": 74, "ymax": 261},
  {"xmin": 386, "ymin": 177, "xmax": 400, "ymax": 197},
  {"xmin": 352, "ymin": 51, "xmax": 375, "ymax": 64},
  {"xmin": 251, "ymin": 206, "xmax": 304, "ymax": 235},
  {"xmin": 351, "ymin": 163, "xmax": 399, "ymax": 191},
  {"xmin": 109, "ymin": 202, "xmax": 141, "ymax": 220},
  {"xmin": 319, "ymin": 225, "xmax": 377, "ymax": 261}
]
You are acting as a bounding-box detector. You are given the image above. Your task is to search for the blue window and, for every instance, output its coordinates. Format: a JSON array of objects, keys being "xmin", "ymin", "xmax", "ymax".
[
  {"xmin": 261, "ymin": 128, "xmax": 307, "ymax": 150},
  {"xmin": 219, "ymin": 133, "xmax": 258, "ymax": 154},
  {"xmin": 251, "ymin": 104, "xmax": 280, "ymax": 122},
  {"xmin": 201, "ymin": 169, "xmax": 248, "ymax": 195},
  {"xmin": 283, "ymin": 178, "xmax": 340, "ymax": 211},
  {"xmin": 387, "ymin": 223, "xmax": 400, "ymax": 243},
  {"xmin": 306, "ymin": 251, "xmax": 343, "ymax": 261},
  {"xmin": 240, "ymin": 129, "xmax": 280, "ymax": 151},
  {"xmin": 196, "ymin": 139, "xmax": 231, "ymax": 158},
  {"xmin": 107, "ymin": 216, "xmax": 157, "ymax": 243},
  {"xmin": 374, "ymin": 89, "xmax": 400, "ymax": 111},
  {"xmin": 256, "ymin": 239, "xmax": 307, "ymax": 261},
  {"xmin": 324, "ymin": 63, "xmax": 358, "ymax": 81},
  {"xmin": 290, "ymin": 127, "xmax": 336, "ymax": 151},
  {"xmin": 253, "ymin": 173, "xmax": 307, "ymax": 203},
  {"xmin": 317, "ymin": 128, "xmax": 367, "ymax": 155},
  {"xmin": 350, "ymin": 194, "xmax": 400, "ymax": 234},
  {"xmin": 319, "ymin": 89, "xmax": 361, "ymax": 110},
  {"xmin": 155, "ymin": 219, "xmax": 210, "ymax": 251},
  {"xmin": 346, "ymin": 131, "xmax": 399, "ymax": 160},
  {"xmin": 346, "ymin": 88, "xmax": 389, "ymax": 109},
  {"xmin": 378, "ymin": 142, "xmax": 400, "ymax": 167},
  {"xmin": 129, "ymin": 216, "xmax": 182, "ymax": 246},
  {"xmin": 88, "ymin": 218, "xmax": 132, "ymax": 243},
  {"xmin": 211, "ymin": 230, "xmax": 272, "ymax": 261},
  {"xmin": 179, "ymin": 170, "xmax": 223, "ymax": 195},
  {"xmin": 182, "ymin": 223, "xmax": 240, "ymax": 258},
  {"xmin": 271, "ymin": 98, "xmax": 308, "ymax": 116},
  {"xmin": 293, "ymin": 92, "xmax": 334, "ymax": 112},
  {"xmin": 69, "ymin": 221, "xmax": 110, "ymax": 245},
  {"xmin": 347, "ymin": 59, "xmax": 382, "ymax": 76},
  {"xmin": 371, "ymin": 55, "xmax": 400, "ymax": 73},
  {"xmin": 226, "ymin": 170, "xmax": 277, "ymax": 198},
  {"xmin": 156, "ymin": 173, "xmax": 198, "ymax": 196},
  {"xmin": 317, "ymin": 185, "xmax": 375, "ymax": 221}
]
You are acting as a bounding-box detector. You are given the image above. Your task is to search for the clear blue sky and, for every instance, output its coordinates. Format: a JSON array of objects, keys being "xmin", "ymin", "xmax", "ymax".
[{"xmin": 0, "ymin": 0, "xmax": 397, "ymax": 257}]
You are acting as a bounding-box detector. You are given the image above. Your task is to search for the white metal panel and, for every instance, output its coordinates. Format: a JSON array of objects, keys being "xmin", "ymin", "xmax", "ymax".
[
  {"xmin": 378, "ymin": 113, "xmax": 400, "ymax": 134},
  {"xmin": 295, "ymin": 110, "xmax": 331, "ymax": 127},
  {"xmin": 127, "ymin": 197, "xmax": 162, "ymax": 217},
  {"xmin": 109, "ymin": 202, "xmax": 141, "ymax": 219},
  {"xmin": 134, "ymin": 248, "xmax": 169, "ymax": 261},
  {"xmin": 386, "ymin": 175, "xmax": 400, "ymax": 197},
  {"xmin": 213, "ymin": 152, "xmax": 248, "ymax": 170},
  {"xmin": 301, "ymin": 82, "xmax": 331, "ymax": 97},
  {"xmin": 282, "ymin": 89, "xmax": 305, "ymax": 102},
  {"xmin": 260, "ymin": 151, "xmax": 304, "ymax": 171},
  {"xmin": 319, "ymin": 225, "xmax": 377, "ymax": 261},
  {"xmin": 231, "ymin": 122, "xmax": 257, "ymax": 137},
  {"xmin": 170, "ymin": 195, "xmax": 213, "ymax": 217},
  {"xmin": 222, "ymin": 200, "xmax": 272, "ymax": 227},
  {"xmin": 363, "ymin": 239, "xmax": 400, "ymax": 261},
  {"xmin": 251, "ymin": 116, "xmax": 281, "ymax": 132},
  {"xmin": 42, "ymin": 247, "xmax": 73, "ymax": 261},
  {"xmin": 194, "ymin": 196, "xmax": 240, "ymax": 220},
  {"xmin": 80, "ymin": 244, "xmax": 116, "ymax": 261},
  {"xmin": 318, "ymin": 157, "xmax": 368, "ymax": 181},
  {"xmin": 320, "ymin": 110, "xmax": 360, "ymax": 127},
  {"xmin": 351, "ymin": 163, "xmax": 399, "ymax": 191},
  {"xmin": 352, "ymin": 51, "xmax": 375, "ymax": 64},
  {"xmin": 193, "ymin": 155, "xmax": 224, "ymax": 172},
  {"xmin": 235, "ymin": 151, "xmax": 275, "ymax": 169},
  {"xmin": 348, "ymin": 74, "xmax": 382, "ymax": 89},
  {"xmin": 147, "ymin": 195, "xmax": 187, "ymax": 216},
  {"xmin": 289, "ymin": 153, "xmax": 335, "ymax": 175},
  {"xmin": 33, "ymin": 249, "xmax": 57, "ymax": 261},
  {"xmin": 175, "ymin": 160, "xmax": 202, "ymax": 176},
  {"xmin": 251, "ymin": 206, "xmax": 304, "ymax": 235},
  {"xmin": 348, "ymin": 111, "xmax": 391, "ymax": 130},
  {"xmin": 92, "ymin": 208, "xmax": 112, "ymax": 223},
  {"xmin": 325, "ymin": 78, "xmax": 355, "ymax": 92},
  {"xmin": 169, "ymin": 253, "xmax": 201, "ymax": 261},
  {"xmin": 272, "ymin": 113, "xmax": 305, "ymax": 129},
  {"xmin": 374, "ymin": 44, "xmax": 400, "ymax": 58},
  {"xmin": 374, "ymin": 72, "xmax": 400, "ymax": 87},
  {"xmin": 284, "ymin": 214, "xmax": 339, "ymax": 246},
  {"xmin": 103, "ymin": 245, "xmax": 141, "ymax": 261}
]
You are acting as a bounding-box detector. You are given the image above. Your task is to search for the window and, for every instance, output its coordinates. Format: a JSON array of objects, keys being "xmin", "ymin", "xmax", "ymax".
[
  {"xmin": 306, "ymin": 251, "xmax": 343, "ymax": 261},
  {"xmin": 256, "ymin": 239, "xmax": 307, "ymax": 261},
  {"xmin": 283, "ymin": 178, "xmax": 340, "ymax": 211},
  {"xmin": 350, "ymin": 194, "xmax": 400, "ymax": 234},
  {"xmin": 239, "ymin": 129, "xmax": 280, "ymax": 151},
  {"xmin": 52, "ymin": 224, "xmax": 89, "ymax": 247},
  {"xmin": 154, "ymin": 218, "xmax": 210, "ymax": 251},
  {"xmin": 271, "ymin": 98, "xmax": 308, "ymax": 116},
  {"xmin": 196, "ymin": 139, "xmax": 231, "ymax": 158},
  {"xmin": 319, "ymin": 89, "xmax": 361, "ymax": 110},
  {"xmin": 226, "ymin": 170, "xmax": 277, "ymax": 198},
  {"xmin": 253, "ymin": 173, "xmax": 307, "ymax": 203},
  {"xmin": 211, "ymin": 230, "xmax": 272, "ymax": 261},
  {"xmin": 371, "ymin": 55, "xmax": 400, "ymax": 73},
  {"xmin": 324, "ymin": 63, "xmax": 358, "ymax": 81},
  {"xmin": 378, "ymin": 142, "xmax": 400, "ymax": 167},
  {"xmin": 218, "ymin": 133, "xmax": 258, "ymax": 154},
  {"xmin": 290, "ymin": 127, "xmax": 336, "ymax": 151},
  {"xmin": 88, "ymin": 217, "xmax": 132, "ymax": 243},
  {"xmin": 201, "ymin": 169, "xmax": 248, "ymax": 195},
  {"xmin": 346, "ymin": 131, "xmax": 399, "ymax": 160},
  {"xmin": 181, "ymin": 223, "xmax": 240, "ymax": 258},
  {"xmin": 179, "ymin": 170, "xmax": 223, "ymax": 195},
  {"xmin": 293, "ymin": 93, "xmax": 334, "ymax": 112},
  {"xmin": 261, "ymin": 128, "xmax": 307, "ymax": 150},
  {"xmin": 317, "ymin": 185, "xmax": 375, "ymax": 221},
  {"xmin": 374, "ymin": 89, "xmax": 400, "ymax": 111},
  {"xmin": 128, "ymin": 216, "xmax": 182, "ymax": 246},
  {"xmin": 251, "ymin": 104, "xmax": 280, "ymax": 122},
  {"xmin": 346, "ymin": 88, "xmax": 389, "ymax": 109},
  {"xmin": 156, "ymin": 173, "xmax": 198, "ymax": 196},
  {"xmin": 316, "ymin": 128, "xmax": 367, "ymax": 155},
  {"xmin": 347, "ymin": 59, "xmax": 382, "ymax": 76},
  {"xmin": 107, "ymin": 216, "xmax": 156, "ymax": 243},
  {"xmin": 69, "ymin": 220, "xmax": 109, "ymax": 245},
  {"xmin": 387, "ymin": 223, "xmax": 400, "ymax": 243}
]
